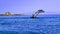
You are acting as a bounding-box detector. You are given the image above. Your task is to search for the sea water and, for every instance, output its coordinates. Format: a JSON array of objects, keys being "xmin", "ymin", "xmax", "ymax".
[{"xmin": 0, "ymin": 15, "xmax": 60, "ymax": 34}]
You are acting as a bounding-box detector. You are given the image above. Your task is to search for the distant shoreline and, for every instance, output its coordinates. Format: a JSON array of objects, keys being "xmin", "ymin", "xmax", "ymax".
[
  {"xmin": 0, "ymin": 14, "xmax": 25, "ymax": 16},
  {"xmin": 0, "ymin": 13, "xmax": 60, "ymax": 16}
]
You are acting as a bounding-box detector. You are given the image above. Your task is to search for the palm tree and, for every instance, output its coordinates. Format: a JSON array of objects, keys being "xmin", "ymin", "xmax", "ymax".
[{"xmin": 31, "ymin": 9, "xmax": 45, "ymax": 18}]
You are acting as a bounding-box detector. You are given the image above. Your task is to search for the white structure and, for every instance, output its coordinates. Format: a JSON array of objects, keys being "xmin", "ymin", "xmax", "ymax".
[{"xmin": 4, "ymin": 12, "xmax": 11, "ymax": 16}]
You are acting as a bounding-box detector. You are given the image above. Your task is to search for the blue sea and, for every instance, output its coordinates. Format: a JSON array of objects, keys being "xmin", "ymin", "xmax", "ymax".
[{"xmin": 0, "ymin": 15, "xmax": 60, "ymax": 34}]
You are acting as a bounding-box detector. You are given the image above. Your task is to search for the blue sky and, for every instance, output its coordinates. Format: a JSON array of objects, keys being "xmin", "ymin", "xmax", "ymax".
[{"xmin": 0, "ymin": 0, "xmax": 60, "ymax": 15}]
